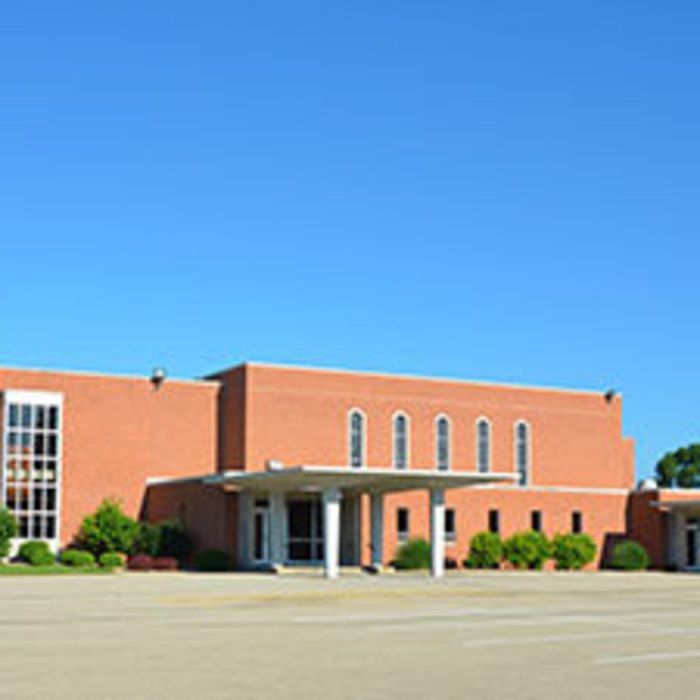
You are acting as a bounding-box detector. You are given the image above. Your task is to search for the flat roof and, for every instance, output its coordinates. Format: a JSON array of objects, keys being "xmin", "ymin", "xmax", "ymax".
[
  {"xmin": 204, "ymin": 465, "xmax": 516, "ymax": 494},
  {"xmin": 206, "ymin": 360, "xmax": 612, "ymax": 398},
  {"xmin": 0, "ymin": 364, "xmax": 220, "ymax": 387}
]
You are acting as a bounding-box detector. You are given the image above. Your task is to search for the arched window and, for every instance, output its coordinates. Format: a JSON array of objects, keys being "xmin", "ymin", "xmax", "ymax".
[
  {"xmin": 476, "ymin": 418, "xmax": 491, "ymax": 473},
  {"xmin": 515, "ymin": 421, "xmax": 530, "ymax": 486},
  {"xmin": 348, "ymin": 410, "xmax": 365, "ymax": 468},
  {"xmin": 393, "ymin": 412, "xmax": 409, "ymax": 470},
  {"xmin": 435, "ymin": 415, "xmax": 451, "ymax": 471}
]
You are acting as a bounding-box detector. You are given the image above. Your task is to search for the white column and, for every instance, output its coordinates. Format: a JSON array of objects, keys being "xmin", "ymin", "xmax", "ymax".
[
  {"xmin": 370, "ymin": 492, "xmax": 384, "ymax": 570},
  {"xmin": 430, "ymin": 488, "xmax": 445, "ymax": 578},
  {"xmin": 323, "ymin": 487, "xmax": 342, "ymax": 579},
  {"xmin": 269, "ymin": 491, "xmax": 285, "ymax": 569}
]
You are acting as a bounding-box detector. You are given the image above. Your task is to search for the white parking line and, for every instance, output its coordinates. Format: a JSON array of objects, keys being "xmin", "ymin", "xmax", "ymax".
[
  {"xmin": 596, "ymin": 650, "xmax": 700, "ymax": 665},
  {"xmin": 462, "ymin": 627, "xmax": 698, "ymax": 649}
]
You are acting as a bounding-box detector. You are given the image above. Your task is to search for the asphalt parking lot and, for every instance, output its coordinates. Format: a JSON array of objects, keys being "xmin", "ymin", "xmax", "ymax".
[{"xmin": 1, "ymin": 570, "xmax": 699, "ymax": 699}]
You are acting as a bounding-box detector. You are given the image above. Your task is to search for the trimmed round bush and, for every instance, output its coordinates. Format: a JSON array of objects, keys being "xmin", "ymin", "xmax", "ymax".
[
  {"xmin": 99, "ymin": 552, "xmax": 125, "ymax": 570},
  {"xmin": 152, "ymin": 556, "xmax": 179, "ymax": 571},
  {"xmin": 610, "ymin": 540, "xmax": 649, "ymax": 571},
  {"xmin": 60, "ymin": 549, "xmax": 96, "ymax": 567},
  {"xmin": 551, "ymin": 534, "xmax": 597, "ymax": 571},
  {"xmin": 127, "ymin": 553, "xmax": 154, "ymax": 571},
  {"xmin": 195, "ymin": 549, "xmax": 232, "ymax": 572},
  {"xmin": 503, "ymin": 531, "xmax": 551, "ymax": 570},
  {"xmin": 465, "ymin": 532, "xmax": 503, "ymax": 569},
  {"xmin": 394, "ymin": 538, "xmax": 431, "ymax": 570},
  {"xmin": 18, "ymin": 540, "xmax": 55, "ymax": 567},
  {"xmin": 0, "ymin": 507, "xmax": 18, "ymax": 559}
]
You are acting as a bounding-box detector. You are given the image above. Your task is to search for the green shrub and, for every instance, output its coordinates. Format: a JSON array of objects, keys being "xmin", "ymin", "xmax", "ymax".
[
  {"xmin": 551, "ymin": 533, "xmax": 597, "ymax": 570},
  {"xmin": 131, "ymin": 519, "xmax": 193, "ymax": 560},
  {"xmin": 60, "ymin": 549, "xmax": 96, "ymax": 567},
  {"xmin": 77, "ymin": 499, "xmax": 139, "ymax": 557},
  {"xmin": 394, "ymin": 538, "xmax": 431, "ymax": 570},
  {"xmin": 0, "ymin": 507, "xmax": 18, "ymax": 558},
  {"xmin": 99, "ymin": 552, "xmax": 125, "ymax": 569},
  {"xmin": 195, "ymin": 549, "xmax": 232, "ymax": 572},
  {"xmin": 132, "ymin": 522, "xmax": 161, "ymax": 556},
  {"xmin": 503, "ymin": 531, "xmax": 552, "ymax": 570},
  {"xmin": 158, "ymin": 520, "xmax": 194, "ymax": 560},
  {"xmin": 18, "ymin": 541, "xmax": 55, "ymax": 566},
  {"xmin": 465, "ymin": 532, "xmax": 503, "ymax": 569},
  {"xmin": 610, "ymin": 540, "xmax": 649, "ymax": 571}
]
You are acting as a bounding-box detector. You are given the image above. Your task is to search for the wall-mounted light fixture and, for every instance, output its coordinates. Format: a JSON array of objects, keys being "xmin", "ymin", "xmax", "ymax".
[
  {"xmin": 150, "ymin": 367, "xmax": 167, "ymax": 390},
  {"xmin": 604, "ymin": 389, "xmax": 616, "ymax": 403}
]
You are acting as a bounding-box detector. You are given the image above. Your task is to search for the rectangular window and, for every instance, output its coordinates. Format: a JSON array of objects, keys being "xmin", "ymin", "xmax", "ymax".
[
  {"xmin": 531, "ymin": 510, "xmax": 542, "ymax": 532},
  {"xmin": 488, "ymin": 509, "xmax": 500, "ymax": 534},
  {"xmin": 572, "ymin": 511, "xmax": 583, "ymax": 534},
  {"xmin": 397, "ymin": 508, "xmax": 409, "ymax": 542},
  {"xmin": 2, "ymin": 391, "xmax": 63, "ymax": 543},
  {"xmin": 445, "ymin": 508, "xmax": 456, "ymax": 542}
]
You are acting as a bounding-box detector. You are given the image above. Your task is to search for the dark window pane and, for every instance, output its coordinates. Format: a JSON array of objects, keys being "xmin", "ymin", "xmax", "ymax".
[
  {"xmin": 397, "ymin": 508, "xmax": 409, "ymax": 535},
  {"xmin": 46, "ymin": 517, "xmax": 56, "ymax": 538},
  {"xmin": 8, "ymin": 404, "xmax": 19, "ymax": 427},
  {"xmin": 21, "ymin": 405, "xmax": 31, "ymax": 428},
  {"xmin": 48, "ymin": 406, "xmax": 59, "ymax": 430},
  {"xmin": 19, "ymin": 516, "xmax": 29, "ymax": 538},
  {"xmin": 32, "ymin": 515, "xmax": 43, "ymax": 539},
  {"xmin": 34, "ymin": 434, "xmax": 45, "ymax": 456},
  {"xmin": 35, "ymin": 406, "xmax": 46, "ymax": 429},
  {"xmin": 531, "ymin": 511, "xmax": 542, "ymax": 532},
  {"xmin": 288, "ymin": 501, "xmax": 312, "ymax": 538},
  {"xmin": 488, "ymin": 509, "xmax": 500, "ymax": 534},
  {"xmin": 572, "ymin": 512, "xmax": 583, "ymax": 534},
  {"xmin": 47, "ymin": 434, "xmax": 57, "ymax": 457},
  {"xmin": 288, "ymin": 541, "xmax": 311, "ymax": 561},
  {"xmin": 46, "ymin": 489, "xmax": 56, "ymax": 511}
]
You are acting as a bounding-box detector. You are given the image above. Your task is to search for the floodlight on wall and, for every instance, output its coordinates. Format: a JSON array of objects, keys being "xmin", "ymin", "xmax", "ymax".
[
  {"xmin": 604, "ymin": 389, "xmax": 616, "ymax": 403},
  {"xmin": 151, "ymin": 367, "xmax": 167, "ymax": 390}
]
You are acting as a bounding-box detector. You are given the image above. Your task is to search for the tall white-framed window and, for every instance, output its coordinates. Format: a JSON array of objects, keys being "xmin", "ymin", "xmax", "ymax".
[
  {"xmin": 392, "ymin": 412, "xmax": 409, "ymax": 470},
  {"xmin": 435, "ymin": 415, "xmax": 451, "ymax": 471},
  {"xmin": 476, "ymin": 417, "xmax": 491, "ymax": 473},
  {"xmin": 1, "ymin": 390, "xmax": 63, "ymax": 544},
  {"xmin": 348, "ymin": 409, "xmax": 366, "ymax": 468},
  {"xmin": 514, "ymin": 420, "xmax": 531, "ymax": 486}
]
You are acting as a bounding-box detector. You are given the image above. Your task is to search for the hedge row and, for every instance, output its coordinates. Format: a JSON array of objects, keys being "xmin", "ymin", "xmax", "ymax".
[{"xmin": 395, "ymin": 532, "xmax": 650, "ymax": 571}]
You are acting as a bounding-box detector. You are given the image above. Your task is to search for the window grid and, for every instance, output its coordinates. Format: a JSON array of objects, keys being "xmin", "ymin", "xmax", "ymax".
[
  {"xmin": 476, "ymin": 418, "xmax": 491, "ymax": 473},
  {"xmin": 2, "ymin": 397, "xmax": 62, "ymax": 541},
  {"xmin": 393, "ymin": 413, "xmax": 408, "ymax": 470},
  {"xmin": 349, "ymin": 410, "xmax": 365, "ymax": 468},
  {"xmin": 515, "ymin": 421, "xmax": 530, "ymax": 486},
  {"xmin": 436, "ymin": 416, "xmax": 450, "ymax": 471}
]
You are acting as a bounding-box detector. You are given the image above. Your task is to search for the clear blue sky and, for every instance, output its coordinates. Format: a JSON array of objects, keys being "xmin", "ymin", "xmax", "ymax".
[{"xmin": 2, "ymin": 2, "xmax": 698, "ymax": 479}]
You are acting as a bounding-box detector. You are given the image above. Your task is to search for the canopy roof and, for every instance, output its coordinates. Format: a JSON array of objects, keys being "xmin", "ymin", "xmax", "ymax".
[{"xmin": 204, "ymin": 465, "xmax": 516, "ymax": 494}]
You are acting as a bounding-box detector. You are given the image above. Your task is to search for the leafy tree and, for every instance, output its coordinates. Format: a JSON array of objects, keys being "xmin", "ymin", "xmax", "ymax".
[
  {"xmin": 77, "ymin": 499, "xmax": 139, "ymax": 556},
  {"xmin": 0, "ymin": 507, "xmax": 18, "ymax": 558},
  {"xmin": 655, "ymin": 444, "xmax": 700, "ymax": 487}
]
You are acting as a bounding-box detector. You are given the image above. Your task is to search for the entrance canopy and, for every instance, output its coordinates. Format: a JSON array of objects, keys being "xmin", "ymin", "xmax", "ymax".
[
  {"xmin": 653, "ymin": 499, "xmax": 700, "ymax": 513},
  {"xmin": 204, "ymin": 465, "xmax": 516, "ymax": 494}
]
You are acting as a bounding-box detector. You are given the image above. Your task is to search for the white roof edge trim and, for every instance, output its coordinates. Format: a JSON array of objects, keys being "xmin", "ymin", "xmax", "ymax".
[{"xmin": 2, "ymin": 389, "xmax": 64, "ymax": 404}]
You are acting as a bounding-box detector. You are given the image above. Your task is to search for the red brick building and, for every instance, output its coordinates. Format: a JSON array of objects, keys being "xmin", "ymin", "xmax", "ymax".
[{"xmin": 0, "ymin": 361, "xmax": 681, "ymax": 576}]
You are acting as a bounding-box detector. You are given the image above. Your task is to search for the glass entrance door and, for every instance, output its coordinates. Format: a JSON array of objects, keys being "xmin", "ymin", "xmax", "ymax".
[
  {"xmin": 287, "ymin": 498, "xmax": 323, "ymax": 563},
  {"xmin": 252, "ymin": 500, "xmax": 270, "ymax": 563}
]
